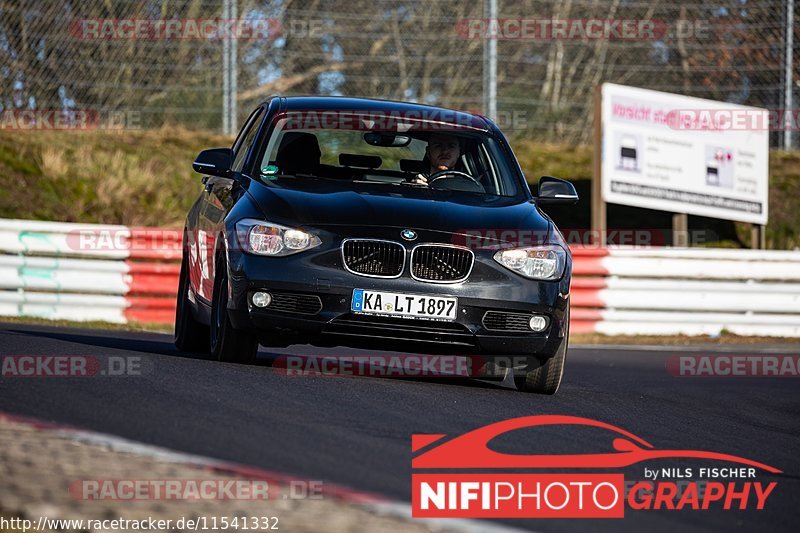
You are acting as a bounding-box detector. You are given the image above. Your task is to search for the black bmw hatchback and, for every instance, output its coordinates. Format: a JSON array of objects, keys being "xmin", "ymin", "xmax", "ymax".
[{"xmin": 175, "ymin": 96, "xmax": 578, "ymax": 394}]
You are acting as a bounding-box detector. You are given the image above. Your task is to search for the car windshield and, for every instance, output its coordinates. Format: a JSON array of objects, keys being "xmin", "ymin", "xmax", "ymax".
[{"xmin": 256, "ymin": 111, "xmax": 524, "ymax": 197}]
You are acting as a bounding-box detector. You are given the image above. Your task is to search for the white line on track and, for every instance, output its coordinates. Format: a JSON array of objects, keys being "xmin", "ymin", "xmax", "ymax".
[{"xmin": 573, "ymin": 344, "xmax": 800, "ymax": 354}]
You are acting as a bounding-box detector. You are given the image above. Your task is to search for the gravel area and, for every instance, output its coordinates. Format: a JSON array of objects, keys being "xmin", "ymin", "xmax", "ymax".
[{"xmin": 0, "ymin": 417, "xmax": 438, "ymax": 533}]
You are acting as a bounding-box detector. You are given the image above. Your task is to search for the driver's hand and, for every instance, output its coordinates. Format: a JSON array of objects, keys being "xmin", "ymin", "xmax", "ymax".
[
  {"xmin": 411, "ymin": 173, "xmax": 428, "ymax": 186},
  {"xmin": 411, "ymin": 165, "xmax": 450, "ymax": 185}
]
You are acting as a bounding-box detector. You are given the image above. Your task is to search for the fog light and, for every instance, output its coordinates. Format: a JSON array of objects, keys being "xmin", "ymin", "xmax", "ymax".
[
  {"xmin": 529, "ymin": 315, "xmax": 547, "ymax": 332},
  {"xmin": 252, "ymin": 291, "xmax": 272, "ymax": 308}
]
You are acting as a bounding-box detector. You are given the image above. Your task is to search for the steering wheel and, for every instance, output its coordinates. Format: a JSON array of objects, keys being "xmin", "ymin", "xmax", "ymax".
[{"xmin": 427, "ymin": 170, "xmax": 483, "ymax": 189}]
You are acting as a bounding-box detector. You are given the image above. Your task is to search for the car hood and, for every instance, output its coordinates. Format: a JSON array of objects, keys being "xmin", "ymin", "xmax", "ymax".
[{"xmin": 244, "ymin": 178, "xmax": 550, "ymax": 240}]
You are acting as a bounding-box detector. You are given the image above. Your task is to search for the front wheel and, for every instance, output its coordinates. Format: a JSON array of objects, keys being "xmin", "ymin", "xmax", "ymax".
[
  {"xmin": 514, "ymin": 311, "xmax": 569, "ymax": 394},
  {"xmin": 210, "ymin": 253, "xmax": 259, "ymax": 364},
  {"xmin": 174, "ymin": 237, "xmax": 210, "ymax": 352}
]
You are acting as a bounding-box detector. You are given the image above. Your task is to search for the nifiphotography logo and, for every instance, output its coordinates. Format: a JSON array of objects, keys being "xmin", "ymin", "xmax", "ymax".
[{"xmin": 411, "ymin": 415, "xmax": 780, "ymax": 519}]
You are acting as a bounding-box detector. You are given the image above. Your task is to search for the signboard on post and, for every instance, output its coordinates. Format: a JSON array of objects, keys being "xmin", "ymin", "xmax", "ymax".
[{"xmin": 597, "ymin": 83, "xmax": 769, "ymax": 226}]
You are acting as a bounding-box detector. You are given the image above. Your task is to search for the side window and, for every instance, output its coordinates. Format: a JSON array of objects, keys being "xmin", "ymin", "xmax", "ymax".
[
  {"xmin": 231, "ymin": 108, "xmax": 265, "ymax": 172},
  {"xmin": 230, "ymin": 108, "xmax": 257, "ymax": 155}
]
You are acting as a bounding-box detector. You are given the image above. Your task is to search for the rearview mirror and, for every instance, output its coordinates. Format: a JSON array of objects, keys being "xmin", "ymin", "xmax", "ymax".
[
  {"xmin": 536, "ymin": 175, "xmax": 579, "ymax": 204},
  {"xmin": 363, "ymin": 132, "xmax": 412, "ymax": 147},
  {"xmin": 193, "ymin": 148, "xmax": 233, "ymax": 178}
]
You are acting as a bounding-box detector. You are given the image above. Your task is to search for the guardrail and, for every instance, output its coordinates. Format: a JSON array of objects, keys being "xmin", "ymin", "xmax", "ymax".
[
  {"xmin": 0, "ymin": 219, "xmax": 179, "ymax": 324},
  {"xmin": 1, "ymin": 218, "xmax": 799, "ymax": 337},
  {"xmin": 571, "ymin": 247, "xmax": 800, "ymax": 337}
]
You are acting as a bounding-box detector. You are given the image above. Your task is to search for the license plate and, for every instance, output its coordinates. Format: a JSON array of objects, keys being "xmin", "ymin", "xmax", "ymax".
[{"xmin": 351, "ymin": 289, "xmax": 458, "ymax": 321}]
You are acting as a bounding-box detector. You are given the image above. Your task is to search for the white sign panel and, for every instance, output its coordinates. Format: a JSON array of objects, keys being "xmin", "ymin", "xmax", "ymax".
[{"xmin": 600, "ymin": 83, "xmax": 769, "ymax": 225}]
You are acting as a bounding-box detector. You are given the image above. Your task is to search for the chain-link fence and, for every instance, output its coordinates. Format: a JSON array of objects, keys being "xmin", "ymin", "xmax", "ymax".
[{"xmin": 1, "ymin": 0, "xmax": 797, "ymax": 146}]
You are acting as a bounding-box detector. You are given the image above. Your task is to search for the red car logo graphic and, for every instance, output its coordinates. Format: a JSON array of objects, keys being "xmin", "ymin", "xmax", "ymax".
[{"xmin": 412, "ymin": 415, "xmax": 781, "ymax": 472}]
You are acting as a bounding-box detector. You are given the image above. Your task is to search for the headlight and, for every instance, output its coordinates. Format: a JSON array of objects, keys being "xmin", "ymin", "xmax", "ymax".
[
  {"xmin": 235, "ymin": 219, "xmax": 321, "ymax": 256},
  {"xmin": 493, "ymin": 245, "xmax": 567, "ymax": 280}
]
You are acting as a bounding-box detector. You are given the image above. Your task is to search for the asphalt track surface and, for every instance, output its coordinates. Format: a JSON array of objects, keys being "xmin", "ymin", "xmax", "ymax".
[{"xmin": 1, "ymin": 321, "xmax": 798, "ymax": 532}]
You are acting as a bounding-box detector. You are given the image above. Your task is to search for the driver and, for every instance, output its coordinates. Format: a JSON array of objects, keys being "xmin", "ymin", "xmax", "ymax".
[{"xmin": 411, "ymin": 133, "xmax": 462, "ymax": 186}]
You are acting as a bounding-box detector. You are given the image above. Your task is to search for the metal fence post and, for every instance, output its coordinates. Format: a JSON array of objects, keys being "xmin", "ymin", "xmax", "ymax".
[
  {"xmin": 784, "ymin": 0, "xmax": 795, "ymax": 150},
  {"xmin": 222, "ymin": 0, "xmax": 238, "ymax": 136},
  {"xmin": 483, "ymin": 0, "xmax": 497, "ymax": 121}
]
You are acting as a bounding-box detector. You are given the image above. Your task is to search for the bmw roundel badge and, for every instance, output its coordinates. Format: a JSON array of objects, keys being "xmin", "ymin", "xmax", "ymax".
[{"xmin": 401, "ymin": 229, "xmax": 417, "ymax": 241}]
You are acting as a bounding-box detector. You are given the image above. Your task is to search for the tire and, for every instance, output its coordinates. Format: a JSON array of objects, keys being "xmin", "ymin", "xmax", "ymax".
[
  {"xmin": 514, "ymin": 310, "xmax": 569, "ymax": 394},
  {"xmin": 174, "ymin": 238, "xmax": 210, "ymax": 352},
  {"xmin": 209, "ymin": 252, "xmax": 259, "ymax": 364}
]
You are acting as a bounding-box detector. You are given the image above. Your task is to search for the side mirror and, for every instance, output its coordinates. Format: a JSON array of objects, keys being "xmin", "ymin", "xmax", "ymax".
[
  {"xmin": 536, "ymin": 175, "xmax": 579, "ymax": 204},
  {"xmin": 193, "ymin": 148, "xmax": 233, "ymax": 178}
]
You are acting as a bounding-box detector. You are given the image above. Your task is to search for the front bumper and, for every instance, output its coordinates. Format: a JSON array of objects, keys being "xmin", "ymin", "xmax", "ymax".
[{"xmin": 225, "ymin": 230, "xmax": 571, "ymax": 357}]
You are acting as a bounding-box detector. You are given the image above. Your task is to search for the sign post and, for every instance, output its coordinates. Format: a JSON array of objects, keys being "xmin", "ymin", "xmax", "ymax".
[
  {"xmin": 591, "ymin": 86, "xmax": 606, "ymax": 246},
  {"xmin": 673, "ymin": 213, "xmax": 689, "ymax": 247}
]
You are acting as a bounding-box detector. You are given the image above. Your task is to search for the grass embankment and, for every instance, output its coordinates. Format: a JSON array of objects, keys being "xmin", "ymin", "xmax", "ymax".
[
  {"xmin": 0, "ymin": 129, "xmax": 798, "ymax": 248},
  {"xmin": 0, "ymin": 127, "xmax": 230, "ymax": 227},
  {"xmin": 0, "ymin": 316, "xmax": 172, "ymax": 333}
]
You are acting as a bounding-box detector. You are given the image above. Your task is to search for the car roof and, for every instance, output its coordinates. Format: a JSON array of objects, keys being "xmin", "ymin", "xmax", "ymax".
[{"xmin": 270, "ymin": 96, "xmax": 492, "ymax": 132}]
